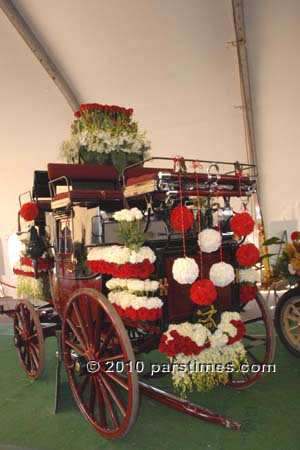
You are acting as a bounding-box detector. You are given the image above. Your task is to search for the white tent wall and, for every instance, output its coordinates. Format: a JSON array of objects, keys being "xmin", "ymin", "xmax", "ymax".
[
  {"xmin": 0, "ymin": 0, "xmax": 249, "ymax": 279},
  {"xmin": 244, "ymin": 0, "xmax": 300, "ymax": 236}
]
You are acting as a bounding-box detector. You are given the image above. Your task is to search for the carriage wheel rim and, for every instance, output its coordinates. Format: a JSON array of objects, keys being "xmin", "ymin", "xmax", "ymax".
[
  {"xmin": 280, "ymin": 296, "xmax": 300, "ymax": 350},
  {"xmin": 62, "ymin": 288, "xmax": 139, "ymax": 438},
  {"xmin": 227, "ymin": 292, "xmax": 276, "ymax": 388},
  {"xmin": 13, "ymin": 299, "xmax": 45, "ymax": 379}
]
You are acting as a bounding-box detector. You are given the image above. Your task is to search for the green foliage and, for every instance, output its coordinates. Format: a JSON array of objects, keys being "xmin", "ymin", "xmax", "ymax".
[
  {"xmin": 117, "ymin": 220, "xmax": 146, "ymax": 251},
  {"xmin": 263, "ymin": 236, "xmax": 285, "ymax": 246}
]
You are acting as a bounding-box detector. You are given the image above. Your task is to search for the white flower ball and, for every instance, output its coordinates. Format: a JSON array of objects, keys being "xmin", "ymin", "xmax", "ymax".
[
  {"xmin": 209, "ymin": 262, "xmax": 235, "ymax": 287},
  {"xmin": 198, "ymin": 229, "xmax": 221, "ymax": 253},
  {"xmin": 172, "ymin": 257, "xmax": 199, "ymax": 284},
  {"xmin": 239, "ymin": 268, "xmax": 260, "ymax": 284}
]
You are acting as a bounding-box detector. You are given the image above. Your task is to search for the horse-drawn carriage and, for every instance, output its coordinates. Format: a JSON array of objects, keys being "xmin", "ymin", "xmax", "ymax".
[{"xmin": 0, "ymin": 157, "xmax": 275, "ymax": 437}]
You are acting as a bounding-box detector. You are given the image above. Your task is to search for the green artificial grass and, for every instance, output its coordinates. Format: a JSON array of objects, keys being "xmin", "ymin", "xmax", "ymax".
[{"xmin": 0, "ymin": 323, "xmax": 299, "ymax": 450}]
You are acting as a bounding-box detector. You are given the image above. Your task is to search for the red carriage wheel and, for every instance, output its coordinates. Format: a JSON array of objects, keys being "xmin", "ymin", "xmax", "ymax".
[
  {"xmin": 13, "ymin": 299, "xmax": 45, "ymax": 379},
  {"xmin": 62, "ymin": 288, "xmax": 139, "ymax": 438},
  {"xmin": 227, "ymin": 291, "xmax": 276, "ymax": 389}
]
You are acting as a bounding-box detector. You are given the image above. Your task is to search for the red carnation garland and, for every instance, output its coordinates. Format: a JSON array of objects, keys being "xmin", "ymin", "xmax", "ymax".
[
  {"xmin": 291, "ymin": 231, "xmax": 300, "ymax": 241},
  {"xmin": 20, "ymin": 256, "xmax": 54, "ymax": 271},
  {"xmin": 158, "ymin": 330, "xmax": 211, "ymax": 358},
  {"xmin": 113, "ymin": 304, "xmax": 162, "ymax": 322},
  {"xmin": 20, "ymin": 202, "xmax": 39, "ymax": 222},
  {"xmin": 240, "ymin": 284, "xmax": 258, "ymax": 304},
  {"xmin": 190, "ymin": 279, "xmax": 217, "ymax": 306},
  {"xmin": 236, "ymin": 243, "xmax": 260, "ymax": 267},
  {"xmin": 230, "ymin": 212, "xmax": 255, "ymax": 237},
  {"xmin": 75, "ymin": 103, "xmax": 134, "ymax": 117},
  {"xmin": 88, "ymin": 259, "xmax": 155, "ymax": 279},
  {"xmin": 170, "ymin": 205, "xmax": 194, "ymax": 232}
]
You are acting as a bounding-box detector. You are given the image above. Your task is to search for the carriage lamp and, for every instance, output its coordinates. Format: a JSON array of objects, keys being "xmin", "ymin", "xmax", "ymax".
[{"xmin": 26, "ymin": 226, "xmax": 46, "ymax": 278}]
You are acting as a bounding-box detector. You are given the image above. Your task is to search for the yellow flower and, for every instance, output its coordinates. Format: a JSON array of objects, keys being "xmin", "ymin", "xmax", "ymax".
[
  {"xmin": 291, "ymin": 257, "xmax": 300, "ymax": 272},
  {"xmin": 283, "ymin": 243, "xmax": 296, "ymax": 258}
]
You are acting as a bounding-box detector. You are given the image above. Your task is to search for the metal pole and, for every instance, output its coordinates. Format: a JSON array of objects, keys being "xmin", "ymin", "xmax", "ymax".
[{"xmin": 0, "ymin": 0, "xmax": 80, "ymax": 112}]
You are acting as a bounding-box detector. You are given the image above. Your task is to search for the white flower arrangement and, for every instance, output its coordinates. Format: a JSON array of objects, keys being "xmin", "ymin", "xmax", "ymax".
[
  {"xmin": 171, "ymin": 341, "xmax": 247, "ymax": 396},
  {"xmin": 288, "ymin": 263, "xmax": 296, "ymax": 275},
  {"xmin": 198, "ymin": 229, "xmax": 221, "ymax": 253},
  {"xmin": 16, "ymin": 275, "xmax": 50, "ymax": 301},
  {"xmin": 209, "ymin": 261, "xmax": 235, "ymax": 287},
  {"xmin": 239, "ymin": 268, "xmax": 260, "ymax": 284},
  {"xmin": 113, "ymin": 207, "xmax": 143, "ymax": 222},
  {"xmin": 87, "ymin": 245, "xmax": 156, "ymax": 264},
  {"xmin": 106, "ymin": 277, "xmax": 159, "ymax": 293},
  {"xmin": 13, "ymin": 261, "xmax": 48, "ymax": 274},
  {"xmin": 172, "ymin": 257, "xmax": 199, "ymax": 284},
  {"xmin": 108, "ymin": 291, "xmax": 163, "ymax": 311},
  {"xmin": 164, "ymin": 322, "xmax": 210, "ymax": 348}
]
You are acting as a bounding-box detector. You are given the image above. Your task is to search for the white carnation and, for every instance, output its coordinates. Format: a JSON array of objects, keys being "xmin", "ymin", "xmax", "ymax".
[
  {"xmin": 288, "ymin": 263, "xmax": 296, "ymax": 275},
  {"xmin": 239, "ymin": 268, "xmax": 260, "ymax": 284},
  {"xmin": 172, "ymin": 257, "xmax": 199, "ymax": 284},
  {"xmin": 209, "ymin": 262, "xmax": 235, "ymax": 287},
  {"xmin": 198, "ymin": 229, "xmax": 221, "ymax": 253},
  {"xmin": 209, "ymin": 329, "xmax": 228, "ymax": 348},
  {"xmin": 113, "ymin": 207, "xmax": 143, "ymax": 222}
]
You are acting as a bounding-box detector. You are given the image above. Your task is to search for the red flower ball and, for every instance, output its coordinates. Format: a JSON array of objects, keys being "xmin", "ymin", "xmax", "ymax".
[
  {"xmin": 240, "ymin": 284, "xmax": 258, "ymax": 304},
  {"xmin": 170, "ymin": 205, "xmax": 194, "ymax": 232},
  {"xmin": 20, "ymin": 202, "xmax": 39, "ymax": 221},
  {"xmin": 291, "ymin": 231, "xmax": 300, "ymax": 241},
  {"xmin": 230, "ymin": 212, "xmax": 255, "ymax": 237},
  {"xmin": 190, "ymin": 279, "xmax": 217, "ymax": 306},
  {"xmin": 236, "ymin": 243, "xmax": 260, "ymax": 267},
  {"xmin": 228, "ymin": 320, "xmax": 246, "ymax": 344}
]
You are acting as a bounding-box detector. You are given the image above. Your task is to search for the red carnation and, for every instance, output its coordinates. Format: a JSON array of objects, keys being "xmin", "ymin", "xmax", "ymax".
[
  {"xmin": 170, "ymin": 205, "xmax": 194, "ymax": 232},
  {"xmin": 74, "ymin": 111, "xmax": 81, "ymax": 118},
  {"xmin": 20, "ymin": 202, "xmax": 39, "ymax": 221},
  {"xmin": 291, "ymin": 231, "xmax": 300, "ymax": 241},
  {"xmin": 228, "ymin": 319, "xmax": 246, "ymax": 344},
  {"xmin": 190, "ymin": 279, "xmax": 217, "ymax": 306},
  {"xmin": 230, "ymin": 212, "xmax": 255, "ymax": 237},
  {"xmin": 236, "ymin": 243, "xmax": 260, "ymax": 267},
  {"xmin": 240, "ymin": 284, "xmax": 258, "ymax": 304}
]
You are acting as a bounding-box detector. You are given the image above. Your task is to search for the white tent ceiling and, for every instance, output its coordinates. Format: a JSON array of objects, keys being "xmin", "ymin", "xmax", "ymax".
[{"xmin": 1, "ymin": 0, "xmax": 300, "ymax": 279}]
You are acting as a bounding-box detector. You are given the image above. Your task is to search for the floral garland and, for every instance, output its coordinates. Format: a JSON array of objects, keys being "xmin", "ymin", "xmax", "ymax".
[
  {"xmin": 88, "ymin": 207, "xmax": 162, "ymax": 321},
  {"xmin": 159, "ymin": 312, "xmax": 246, "ymax": 396},
  {"xmin": 16, "ymin": 275, "xmax": 50, "ymax": 301},
  {"xmin": 267, "ymin": 231, "xmax": 300, "ymax": 285},
  {"xmin": 59, "ymin": 103, "xmax": 151, "ymax": 172}
]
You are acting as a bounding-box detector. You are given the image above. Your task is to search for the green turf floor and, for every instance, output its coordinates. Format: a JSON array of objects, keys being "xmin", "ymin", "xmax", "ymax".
[{"xmin": 0, "ymin": 324, "xmax": 299, "ymax": 450}]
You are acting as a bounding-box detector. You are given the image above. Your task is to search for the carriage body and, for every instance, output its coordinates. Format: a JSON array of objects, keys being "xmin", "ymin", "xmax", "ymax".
[{"xmin": 2, "ymin": 157, "xmax": 276, "ymax": 437}]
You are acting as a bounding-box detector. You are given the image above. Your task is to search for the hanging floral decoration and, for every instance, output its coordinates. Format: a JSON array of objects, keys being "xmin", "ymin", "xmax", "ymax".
[
  {"xmin": 236, "ymin": 243, "xmax": 260, "ymax": 267},
  {"xmin": 240, "ymin": 284, "xmax": 258, "ymax": 304},
  {"xmin": 230, "ymin": 211, "xmax": 255, "ymax": 237},
  {"xmin": 20, "ymin": 202, "xmax": 39, "ymax": 222},
  {"xmin": 198, "ymin": 229, "xmax": 221, "ymax": 253},
  {"xmin": 170, "ymin": 205, "xmax": 194, "ymax": 232},
  {"xmin": 172, "ymin": 257, "xmax": 199, "ymax": 285},
  {"xmin": 209, "ymin": 261, "xmax": 235, "ymax": 288},
  {"xmin": 159, "ymin": 312, "xmax": 246, "ymax": 397},
  {"xmin": 190, "ymin": 279, "xmax": 217, "ymax": 306},
  {"xmin": 13, "ymin": 255, "xmax": 52, "ymax": 301},
  {"xmin": 88, "ymin": 207, "xmax": 162, "ymax": 321}
]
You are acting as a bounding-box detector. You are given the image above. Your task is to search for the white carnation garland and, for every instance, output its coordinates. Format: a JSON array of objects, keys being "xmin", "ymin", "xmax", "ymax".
[{"xmin": 87, "ymin": 245, "xmax": 156, "ymax": 264}]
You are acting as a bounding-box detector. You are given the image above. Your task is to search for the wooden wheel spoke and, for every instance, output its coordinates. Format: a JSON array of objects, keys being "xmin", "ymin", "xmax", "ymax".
[
  {"xmin": 29, "ymin": 344, "xmax": 39, "ymax": 369},
  {"xmin": 93, "ymin": 307, "xmax": 102, "ymax": 353},
  {"xmin": 244, "ymin": 334, "xmax": 266, "ymax": 342},
  {"xmin": 95, "ymin": 378, "xmax": 107, "ymax": 428},
  {"xmin": 72, "ymin": 302, "xmax": 89, "ymax": 347},
  {"xmin": 28, "ymin": 333, "xmax": 38, "ymax": 342},
  {"xmin": 98, "ymin": 379, "xmax": 119, "ymax": 429},
  {"xmin": 77, "ymin": 375, "xmax": 89, "ymax": 396},
  {"xmin": 286, "ymin": 313, "xmax": 300, "ymax": 322},
  {"xmin": 64, "ymin": 339, "xmax": 85, "ymax": 356},
  {"xmin": 245, "ymin": 339, "xmax": 266, "ymax": 349},
  {"xmin": 246, "ymin": 349, "xmax": 262, "ymax": 364},
  {"xmin": 290, "ymin": 305, "xmax": 300, "ymax": 318},
  {"xmin": 16, "ymin": 311, "xmax": 25, "ymax": 329},
  {"xmin": 85, "ymin": 296, "xmax": 94, "ymax": 345},
  {"xmin": 66, "ymin": 318, "xmax": 86, "ymax": 350},
  {"xmin": 98, "ymin": 326, "xmax": 114, "ymax": 357},
  {"xmin": 88, "ymin": 377, "xmax": 96, "ymax": 417},
  {"xmin": 101, "ymin": 373, "xmax": 127, "ymax": 417},
  {"xmin": 99, "ymin": 353, "xmax": 125, "ymax": 364},
  {"xmin": 103, "ymin": 371, "xmax": 128, "ymax": 390},
  {"xmin": 243, "ymin": 316, "xmax": 262, "ymax": 325},
  {"xmin": 15, "ymin": 325, "xmax": 23, "ymax": 336}
]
